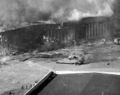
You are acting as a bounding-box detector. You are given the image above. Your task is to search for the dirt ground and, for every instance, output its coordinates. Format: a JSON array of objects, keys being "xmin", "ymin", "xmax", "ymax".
[{"xmin": 1, "ymin": 40, "xmax": 120, "ymax": 95}]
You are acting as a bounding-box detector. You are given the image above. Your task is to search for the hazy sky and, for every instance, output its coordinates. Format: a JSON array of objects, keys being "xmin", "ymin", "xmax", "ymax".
[{"xmin": 0, "ymin": 0, "xmax": 115, "ymax": 27}]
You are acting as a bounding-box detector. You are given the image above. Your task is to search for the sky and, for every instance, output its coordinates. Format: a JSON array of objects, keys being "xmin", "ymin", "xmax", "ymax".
[{"xmin": 0, "ymin": 0, "xmax": 115, "ymax": 28}]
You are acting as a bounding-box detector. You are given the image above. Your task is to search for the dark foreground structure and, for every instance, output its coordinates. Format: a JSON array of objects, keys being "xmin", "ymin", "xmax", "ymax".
[{"xmin": 26, "ymin": 72, "xmax": 120, "ymax": 95}]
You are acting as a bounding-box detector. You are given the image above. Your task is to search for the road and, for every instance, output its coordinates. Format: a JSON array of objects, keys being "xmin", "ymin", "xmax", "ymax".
[{"xmin": 1, "ymin": 41, "xmax": 120, "ymax": 95}]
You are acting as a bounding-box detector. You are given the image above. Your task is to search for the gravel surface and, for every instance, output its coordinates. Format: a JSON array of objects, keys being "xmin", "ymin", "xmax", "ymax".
[{"xmin": 1, "ymin": 42, "xmax": 120, "ymax": 95}]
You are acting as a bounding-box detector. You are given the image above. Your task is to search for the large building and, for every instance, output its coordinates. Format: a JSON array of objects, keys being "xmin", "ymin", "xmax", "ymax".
[
  {"xmin": 0, "ymin": 16, "xmax": 113, "ymax": 55},
  {"xmin": 76, "ymin": 17, "xmax": 113, "ymax": 41}
]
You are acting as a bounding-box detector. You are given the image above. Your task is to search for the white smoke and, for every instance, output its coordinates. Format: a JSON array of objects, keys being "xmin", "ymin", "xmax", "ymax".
[
  {"xmin": 68, "ymin": 0, "xmax": 114, "ymax": 21},
  {"xmin": 0, "ymin": 0, "xmax": 115, "ymax": 29}
]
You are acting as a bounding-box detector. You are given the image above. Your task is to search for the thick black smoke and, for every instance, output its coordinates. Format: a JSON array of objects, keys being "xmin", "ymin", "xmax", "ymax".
[{"xmin": 0, "ymin": 0, "xmax": 115, "ymax": 29}]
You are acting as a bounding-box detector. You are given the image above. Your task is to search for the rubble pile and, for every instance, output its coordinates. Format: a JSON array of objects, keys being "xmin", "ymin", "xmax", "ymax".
[{"xmin": 57, "ymin": 49, "xmax": 93, "ymax": 65}]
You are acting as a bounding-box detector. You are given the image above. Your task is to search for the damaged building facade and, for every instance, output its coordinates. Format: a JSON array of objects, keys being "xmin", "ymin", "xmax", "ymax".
[{"xmin": 0, "ymin": 16, "xmax": 113, "ymax": 55}]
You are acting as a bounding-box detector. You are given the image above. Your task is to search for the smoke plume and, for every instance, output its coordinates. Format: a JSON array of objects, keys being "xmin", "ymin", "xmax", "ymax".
[{"xmin": 0, "ymin": 0, "xmax": 115, "ymax": 29}]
